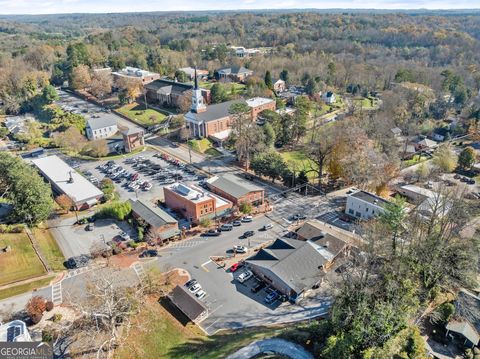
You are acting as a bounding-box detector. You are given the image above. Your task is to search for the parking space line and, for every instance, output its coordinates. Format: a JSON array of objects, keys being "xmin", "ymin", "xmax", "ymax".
[
  {"xmin": 203, "ymin": 318, "xmax": 220, "ymax": 332},
  {"xmin": 201, "ymin": 259, "xmax": 212, "ymax": 272}
]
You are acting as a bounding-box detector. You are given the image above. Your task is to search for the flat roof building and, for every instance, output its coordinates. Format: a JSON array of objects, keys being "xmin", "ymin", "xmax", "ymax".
[
  {"xmin": 32, "ymin": 155, "xmax": 103, "ymax": 210},
  {"xmin": 206, "ymin": 173, "xmax": 264, "ymax": 207},
  {"xmin": 163, "ymin": 183, "xmax": 232, "ymax": 224},
  {"xmin": 345, "ymin": 190, "xmax": 390, "ymax": 220},
  {"xmin": 0, "ymin": 320, "xmax": 32, "ymax": 342}
]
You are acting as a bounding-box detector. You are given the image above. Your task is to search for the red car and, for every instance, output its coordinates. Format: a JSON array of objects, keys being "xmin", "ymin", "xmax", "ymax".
[{"xmin": 229, "ymin": 262, "xmax": 245, "ymax": 272}]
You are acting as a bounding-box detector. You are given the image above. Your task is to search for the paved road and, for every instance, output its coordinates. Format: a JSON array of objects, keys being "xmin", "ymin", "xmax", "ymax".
[{"xmin": 226, "ymin": 338, "xmax": 314, "ymax": 359}]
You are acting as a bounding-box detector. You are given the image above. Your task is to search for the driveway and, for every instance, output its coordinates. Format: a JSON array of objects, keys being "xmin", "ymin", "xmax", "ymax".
[
  {"xmin": 226, "ymin": 338, "xmax": 314, "ymax": 359},
  {"xmin": 48, "ymin": 215, "xmax": 135, "ymax": 258}
]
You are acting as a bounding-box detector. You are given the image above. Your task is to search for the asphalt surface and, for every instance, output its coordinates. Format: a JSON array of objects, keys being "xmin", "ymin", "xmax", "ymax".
[{"xmin": 226, "ymin": 338, "xmax": 315, "ymax": 359}]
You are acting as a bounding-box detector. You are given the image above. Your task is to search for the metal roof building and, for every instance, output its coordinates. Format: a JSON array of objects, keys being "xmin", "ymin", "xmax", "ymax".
[
  {"xmin": 32, "ymin": 155, "xmax": 103, "ymax": 210},
  {"xmin": 168, "ymin": 285, "xmax": 208, "ymax": 323}
]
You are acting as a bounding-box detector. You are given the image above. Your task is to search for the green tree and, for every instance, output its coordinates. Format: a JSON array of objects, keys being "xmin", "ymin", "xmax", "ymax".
[
  {"xmin": 199, "ymin": 218, "xmax": 212, "ymax": 228},
  {"xmin": 264, "ymin": 70, "xmax": 273, "ymax": 89},
  {"xmin": 432, "ymin": 144, "xmax": 457, "ymax": 173},
  {"xmin": 305, "ymin": 78, "xmax": 319, "ymax": 96},
  {"xmin": 0, "ymin": 153, "xmax": 54, "ymax": 224},
  {"xmin": 239, "ymin": 202, "xmax": 252, "ymax": 215},
  {"xmin": 262, "ymin": 122, "xmax": 276, "ymax": 148},
  {"xmin": 296, "ymin": 170, "xmax": 309, "ymax": 185},
  {"xmin": 379, "ymin": 196, "xmax": 407, "ymax": 256},
  {"xmin": 458, "ymin": 146, "xmax": 476, "ymax": 170},
  {"xmin": 210, "ymin": 83, "xmax": 228, "ymax": 104},
  {"xmin": 279, "ymin": 69, "xmax": 289, "ymax": 83},
  {"xmin": 42, "ymin": 85, "xmax": 59, "ymax": 104},
  {"xmin": 101, "ymin": 178, "xmax": 116, "ymax": 201},
  {"xmin": 250, "ymin": 151, "xmax": 288, "ymax": 183},
  {"xmin": 174, "ymin": 70, "xmax": 188, "ymax": 83}
]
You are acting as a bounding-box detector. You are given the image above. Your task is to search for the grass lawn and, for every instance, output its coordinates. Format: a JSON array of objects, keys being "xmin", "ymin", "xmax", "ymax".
[
  {"xmin": 0, "ymin": 276, "xmax": 54, "ymax": 300},
  {"xmin": 33, "ymin": 228, "xmax": 65, "ymax": 271},
  {"xmin": 199, "ymin": 81, "xmax": 246, "ymax": 94},
  {"xmin": 188, "ymin": 139, "xmax": 222, "ymax": 157},
  {"xmin": 117, "ymin": 295, "xmax": 310, "ymax": 359},
  {"xmin": 353, "ymin": 96, "xmax": 378, "ymax": 109},
  {"xmin": 0, "ymin": 233, "xmax": 47, "ymax": 286},
  {"xmin": 117, "ymin": 102, "xmax": 167, "ymax": 126},
  {"xmin": 403, "ymin": 154, "xmax": 429, "ymax": 167},
  {"xmin": 280, "ymin": 150, "xmax": 317, "ymax": 179}
]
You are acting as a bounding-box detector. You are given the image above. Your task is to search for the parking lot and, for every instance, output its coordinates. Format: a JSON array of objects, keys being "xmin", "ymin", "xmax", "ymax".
[
  {"xmin": 151, "ymin": 216, "xmax": 331, "ymax": 334},
  {"xmin": 49, "ymin": 215, "xmax": 136, "ymax": 259},
  {"xmin": 77, "ymin": 150, "xmax": 205, "ymax": 205}
]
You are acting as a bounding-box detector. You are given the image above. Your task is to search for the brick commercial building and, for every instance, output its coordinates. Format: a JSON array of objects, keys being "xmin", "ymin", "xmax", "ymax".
[
  {"xmin": 206, "ymin": 173, "xmax": 264, "ymax": 208},
  {"xmin": 121, "ymin": 128, "xmax": 144, "ymax": 153},
  {"xmin": 112, "ymin": 66, "xmax": 160, "ymax": 85},
  {"xmin": 163, "ymin": 183, "xmax": 232, "ymax": 224},
  {"xmin": 129, "ymin": 199, "xmax": 180, "ymax": 242},
  {"xmin": 246, "ymin": 97, "xmax": 276, "ymax": 119}
]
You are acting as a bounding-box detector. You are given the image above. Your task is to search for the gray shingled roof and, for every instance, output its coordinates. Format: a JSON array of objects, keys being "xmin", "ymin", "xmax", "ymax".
[
  {"xmin": 145, "ymin": 79, "xmax": 192, "ymax": 95},
  {"xmin": 351, "ymin": 190, "xmax": 390, "ymax": 206},
  {"xmin": 87, "ymin": 117, "xmax": 117, "ymax": 131},
  {"xmin": 207, "ymin": 173, "xmax": 263, "ymax": 198},
  {"xmin": 186, "ymin": 99, "xmax": 244, "ymax": 123},
  {"xmin": 168, "ymin": 285, "xmax": 207, "ymax": 322},
  {"xmin": 453, "ymin": 290, "xmax": 480, "ymax": 334},
  {"xmin": 247, "ymin": 238, "xmax": 331, "ymax": 294},
  {"xmin": 129, "ymin": 199, "xmax": 178, "ymax": 228},
  {"xmin": 218, "ymin": 66, "xmax": 252, "ymax": 76}
]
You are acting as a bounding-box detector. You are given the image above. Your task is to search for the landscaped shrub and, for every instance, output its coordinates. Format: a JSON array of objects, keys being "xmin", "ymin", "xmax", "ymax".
[
  {"xmin": 95, "ymin": 201, "xmax": 132, "ymax": 221},
  {"xmin": 52, "ymin": 313, "xmax": 62, "ymax": 323},
  {"xmin": 45, "ymin": 300, "xmax": 54, "ymax": 311},
  {"xmin": 42, "ymin": 328, "xmax": 54, "ymax": 342},
  {"xmin": 26, "ymin": 296, "xmax": 46, "ymax": 322}
]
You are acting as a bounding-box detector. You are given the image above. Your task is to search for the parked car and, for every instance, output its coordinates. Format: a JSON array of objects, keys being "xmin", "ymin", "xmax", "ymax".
[
  {"xmin": 139, "ymin": 249, "xmax": 158, "ymax": 258},
  {"xmin": 85, "ymin": 223, "xmax": 94, "ymax": 231},
  {"xmin": 65, "ymin": 255, "xmax": 91, "ymax": 269},
  {"xmin": 241, "ymin": 216, "xmax": 253, "ymax": 223},
  {"xmin": 119, "ymin": 232, "xmax": 130, "ymax": 241},
  {"xmin": 233, "ymin": 245, "xmax": 248, "ymax": 254},
  {"xmin": 189, "ymin": 283, "xmax": 202, "ymax": 294},
  {"xmin": 237, "ymin": 270, "xmax": 253, "ymax": 283},
  {"xmin": 195, "ymin": 290, "xmax": 207, "ymax": 300},
  {"xmin": 220, "ymin": 224, "xmax": 233, "ymax": 231},
  {"xmin": 232, "ymin": 220, "xmax": 242, "ymax": 227},
  {"xmin": 251, "ymin": 281, "xmax": 266, "ymax": 293},
  {"xmin": 242, "ymin": 230, "xmax": 254, "ymax": 238},
  {"xmin": 261, "ymin": 223, "xmax": 273, "ymax": 231},
  {"xmin": 185, "ymin": 279, "xmax": 198, "ymax": 288},
  {"xmin": 229, "ymin": 262, "xmax": 245, "ymax": 272},
  {"xmin": 202, "ymin": 229, "xmax": 221, "ymax": 237},
  {"xmin": 264, "ymin": 290, "xmax": 280, "ymax": 304}
]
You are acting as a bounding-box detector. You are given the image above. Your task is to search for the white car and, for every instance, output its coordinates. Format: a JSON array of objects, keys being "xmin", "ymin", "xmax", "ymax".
[
  {"xmin": 241, "ymin": 216, "xmax": 253, "ymax": 223},
  {"xmin": 189, "ymin": 283, "xmax": 202, "ymax": 294},
  {"xmin": 119, "ymin": 232, "xmax": 130, "ymax": 241},
  {"xmin": 262, "ymin": 223, "xmax": 274, "ymax": 231},
  {"xmin": 237, "ymin": 270, "xmax": 253, "ymax": 283},
  {"xmin": 233, "ymin": 245, "xmax": 248, "ymax": 254},
  {"xmin": 195, "ymin": 289, "xmax": 206, "ymax": 300}
]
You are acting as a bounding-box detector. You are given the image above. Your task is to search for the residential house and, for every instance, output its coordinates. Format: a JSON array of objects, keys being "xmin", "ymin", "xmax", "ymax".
[
  {"xmin": 112, "ymin": 66, "xmax": 160, "ymax": 85},
  {"xmin": 0, "ymin": 320, "xmax": 32, "ymax": 342},
  {"xmin": 31, "ymin": 155, "xmax": 104, "ymax": 210},
  {"xmin": 206, "ymin": 173, "xmax": 265, "ymax": 207},
  {"xmin": 273, "ymin": 78, "xmax": 286, "ymax": 93},
  {"xmin": 86, "ymin": 117, "xmax": 118, "ymax": 140},
  {"xmin": 391, "ymin": 127, "xmax": 402, "ymax": 137},
  {"xmin": 246, "ymin": 233, "xmax": 349, "ymax": 301},
  {"xmin": 322, "ymin": 91, "xmax": 336, "ymax": 104},
  {"xmin": 217, "ymin": 66, "xmax": 253, "ymax": 82},
  {"xmin": 4, "ymin": 115, "xmax": 36, "ymax": 136},
  {"xmin": 445, "ymin": 290, "xmax": 480, "ymax": 348},
  {"xmin": 230, "ymin": 46, "xmax": 261, "ymax": 58},
  {"xmin": 432, "ymin": 127, "xmax": 451, "ymax": 142},
  {"xmin": 345, "ymin": 190, "xmax": 390, "ymax": 220},
  {"xmin": 129, "ymin": 199, "xmax": 179, "ymax": 242},
  {"xmin": 168, "ymin": 285, "xmax": 208, "ymax": 324},
  {"xmin": 178, "ymin": 67, "xmax": 209, "ymax": 81},
  {"xmin": 416, "ymin": 137, "xmax": 438, "ymax": 151},
  {"xmin": 163, "ymin": 183, "xmax": 232, "ymax": 224},
  {"xmin": 397, "ymin": 184, "xmax": 451, "ymax": 217},
  {"xmin": 121, "ymin": 128, "xmax": 144, "ymax": 153}
]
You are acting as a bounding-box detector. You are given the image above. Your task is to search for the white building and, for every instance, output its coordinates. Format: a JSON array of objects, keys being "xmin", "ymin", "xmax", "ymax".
[
  {"xmin": 0, "ymin": 320, "xmax": 32, "ymax": 342},
  {"xmin": 32, "ymin": 155, "xmax": 104, "ymax": 210},
  {"xmin": 322, "ymin": 91, "xmax": 336, "ymax": 104},
  {"xmin": 86, "ymin": 117, "xmax": 118, "ymax": 140},
  {"xmin": 345, "ymin": 190, "xmax": 390, "ymax": 220}
]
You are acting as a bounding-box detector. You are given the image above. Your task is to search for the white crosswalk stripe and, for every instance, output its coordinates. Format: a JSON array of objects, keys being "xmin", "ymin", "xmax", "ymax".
[
  {"xmin": 132, "ymin": 263, "xmax": 146, "ymax": 280},
  {"xmin": 169, "ymin": 240, "xmax": 205, "ymax": 249},
  {"xmin": 51, "ymin": 282, "xmax": 62, "ymax": 305}
]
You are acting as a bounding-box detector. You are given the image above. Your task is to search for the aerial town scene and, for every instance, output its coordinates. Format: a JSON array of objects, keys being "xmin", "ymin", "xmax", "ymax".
[{"xmin": 0, "ymin": 1, "xmax": 479, "ymax": 358}]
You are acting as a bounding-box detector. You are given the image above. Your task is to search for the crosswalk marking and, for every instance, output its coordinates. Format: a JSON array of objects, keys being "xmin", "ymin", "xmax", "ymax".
[
  {"xmin": 132, "ymin": 262, "xmax": 146, "ymax": 280},
  {"xmin": 51, "ymin": 282, "xmax": 62, "ymax": 305}
]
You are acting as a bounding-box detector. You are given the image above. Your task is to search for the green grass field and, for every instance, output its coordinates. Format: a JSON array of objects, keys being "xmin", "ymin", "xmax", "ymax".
[
  {"xmin": 0, "ymin": 276, "xmax": 54, "ymax": 300},
  {"xmin": 0, "ymin": 233, "xmax": 47, "ymax": 286},
  {"xmin": 199, "ymin": 81, "xmax": 246, "ymax": 94},
  {"xmin": 33, "ymin": 228, "xmax": 65, "ymax": 271},
  {"xmin": 117, "ymin": 102, "xmax": 167, "ymax": 126},
  {"xmin": 188, "ymin": 139, "xmax": 222, "ymax": 157},
  {"xmin": 280, "ymin": 150, "xmax": 317, "ymax": 179},
  {"xmin": 402, "ymin": 154, "xmax": 429, "ymax": 167},
  {"xmin": 353, "ymin": 96, "xmax": 378, "ymax": 109}
]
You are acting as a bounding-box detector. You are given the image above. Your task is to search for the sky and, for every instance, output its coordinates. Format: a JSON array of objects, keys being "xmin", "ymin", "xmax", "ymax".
[{"xmin": 0, "ymin": 0, "xmax": 478, "ymax": 15}]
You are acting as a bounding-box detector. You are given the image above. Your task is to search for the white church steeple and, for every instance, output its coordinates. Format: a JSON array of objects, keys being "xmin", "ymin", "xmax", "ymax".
[{"xmin": 191, "ymin": 67, "xmax": 207, "ymax": 113}]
